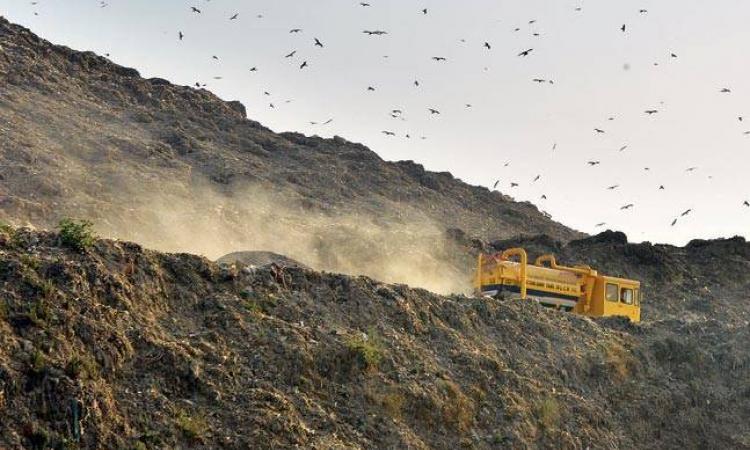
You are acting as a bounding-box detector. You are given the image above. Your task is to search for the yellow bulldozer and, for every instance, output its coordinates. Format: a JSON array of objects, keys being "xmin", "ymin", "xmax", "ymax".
[{"xmin": 474, "ymin": 248, "xmax": 641, "ymax": 322}]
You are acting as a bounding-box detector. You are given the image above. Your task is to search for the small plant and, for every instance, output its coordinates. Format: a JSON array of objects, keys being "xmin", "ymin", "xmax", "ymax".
[
  {"xmin": 58, "ymin": 218, "xmax": 96, "ymax": 251},
  {"xmin": 27, "ymin": 299, "xmax": 50, "ymax": 328},
  {"xmin": 345, "ymin": 331, "xmax": 383, "ymax": 370},
  {"xmin": 0, "ymin": 221, "xmax": 16, "ymax": 249},
  {"xmin": 0, "ymin": 220, "xmax": 13, "ymax": 235},
  {"xmin": 437, "ymin": 379, "xmax": 476, "ymax": 432},
  {"xmin": 380, "ymin": 390, "xmax": 406, "ymax": 419},
  {"xmin": 30, "ymin": 349, "xmax": 47, "ymax": 373},
  {"xmin": 65, "ymin": 355, "xmax": 100, "ymax": 380},
  {"xmin": 536, "ymin": 397, "xmax": 561, "ymax": 430},
  {"xmin": 28, "ymin": 299, "xmax": 50, "ymax": 327},
  {"xmin": 19, "ymin": 254, "xmax": 40, "ymax": 270},
  {"xmin": 604, "ymin": 343, "xmax": 634, "ymax": 381},
  {"xmin": 131, "ymin": 441, "xmax": 148, "ymax": 450},
  {"xmin": 242, "ymin": 299, "xmax": 262, "ymax": 314},
  {"xmin": 175, "ymin": 409, "xmax": 209, "ymax": 441}
]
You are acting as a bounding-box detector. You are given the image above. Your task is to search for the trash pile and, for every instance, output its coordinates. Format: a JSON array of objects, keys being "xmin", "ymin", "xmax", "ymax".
[{"xmin": 1, "ymin": 227, "xmax": 747, "ymax": 449}]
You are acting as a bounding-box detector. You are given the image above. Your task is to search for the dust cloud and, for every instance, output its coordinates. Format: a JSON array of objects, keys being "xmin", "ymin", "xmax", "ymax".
[{"xmin": 99, "ymin": 181, "xmax": 473, "ymax": 295}]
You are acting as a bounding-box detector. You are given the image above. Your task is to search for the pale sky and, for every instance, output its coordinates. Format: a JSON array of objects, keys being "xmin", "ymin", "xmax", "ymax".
[{"xmin": 2, "ymin": 0, "xmax": 749, "ymax": 245}]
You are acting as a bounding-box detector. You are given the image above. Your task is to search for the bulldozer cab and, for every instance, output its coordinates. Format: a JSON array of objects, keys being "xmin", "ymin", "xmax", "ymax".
[{"xmin": 587, "ymin": 275, "xmax": 641, "ymax": 322}]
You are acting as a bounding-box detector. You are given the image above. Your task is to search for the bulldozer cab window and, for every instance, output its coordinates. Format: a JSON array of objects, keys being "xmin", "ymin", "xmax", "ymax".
[
  {"xmin": 634, "ymin": 289, "xmax": 640, "ymax": 306},
  {"xmin": 621, "ymin": 288, "xmax": 634, "ymax": 305},
  {"xmin": 605, "ymin": 283, "xmax": 619, "ymax": 302}
]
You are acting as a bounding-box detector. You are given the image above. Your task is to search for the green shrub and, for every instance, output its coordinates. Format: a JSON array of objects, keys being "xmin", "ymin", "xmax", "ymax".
[
  {"xmin": 65, "ymin": 355, "xmax": 100, "ymax": 380},
  {"xmin": 175, "ymin": 409, "xmax": 209, "ymax": 441},
  {"xmin": 31, "ymin": 350, "xmax": 47, "ymax": 373},
  {"xmin": 58, "ymin": 218, "xmax": 96, "ymax": 250},
  {"xmin": 131, "ymin": 441, "xmax": 148, "ymax": 450},
  {"xmin": 242, "ymin": 299, "xmax": 262, "ymax": 314},
  {"xmin": 0, "ymin": 220, "xmax": 13, "ymax": 235},
  {"xmin": 19, "ymin": 254, "xmax": 40, "ymax": 270},
  {"xmin": 536, "ymin": 397, "xmax": 561, "ymax": 429},
  {"xmin": 345, "ymin": 331, "xmax": 383, "ymax": 370},
  {"xmin": 380, "ymin": 390, "xmax": 406, "ymax": 419},
  {"xmin": 28, "ymin": 299, "xmax": 50, "ymax": 327}
]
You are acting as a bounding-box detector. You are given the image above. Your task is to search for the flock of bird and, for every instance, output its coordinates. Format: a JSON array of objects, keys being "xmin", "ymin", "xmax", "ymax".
[
  {"xmin": 179, "ymin": 3, "xmax": 749, "ymax": 230},
  {"xmin": 21, "ymin": 1, "xmax": 750, "ymax": 232}
]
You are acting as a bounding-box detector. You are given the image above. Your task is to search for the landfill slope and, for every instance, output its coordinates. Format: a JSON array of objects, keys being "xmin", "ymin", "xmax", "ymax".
[{"xmin": 0, "ymin": 228, "xmax": 748, "ymax": 449}]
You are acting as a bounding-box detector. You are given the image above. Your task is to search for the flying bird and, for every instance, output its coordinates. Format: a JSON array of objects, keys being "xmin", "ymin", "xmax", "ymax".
[
  {"xmin": 720, "ymin": 88, "xmax": 731, "ymax": 93},
  {"xmin": 191, "ymin": 6, "xmax": 201, "ymax": 13},
  {"xmin": 314, "ymin": 38, "xmax": 324, "ymax": 48},
  {"xmin": 178, "ymin": 31, "xmax": 184, "ymax": 40},
  {"xmin": 588, "ymin": 161, "xmax": 601, "ymax": 166},
  {"xmin": 285, "ymin": 50, "xmax": 297, "ymax": 58},
  {"xmin": 493, "ymin": 180, "xmax": 500, "ymax": 189},
  {"xmin": 249, "ymin": 67, "xmax": 257, "ymax": 72},
  {"xmin": 532, "ymin": 78, "xmax": 547, "ymax": 83},
  {"xmin": 743, "ymin": 201, "xmax": 750, "ymax": 207},
  {"xmin": 621, "ymin": 24, "xmax": 626, "ymax": 32},
  {"xmin": 670, "ymin": 53, "xmax": 677, "ymax": 58},
  {"xmin": 517, "ymin": 48, "xmax": 534, "ymax": 57},
  {"xmin": 685, "ymin": 167, "xmax": 698, "ymax": 172},
  {"xmin": 428, "ymin": 108, "xmax": 441, "ymax": 115},
  {"xmin": 230, "ymin": 13, "xmax": 239, "ymax": 20},
  {"xmin": 594, "ymin": 128, "xmax": 605, "ymax": 134},
  {"xmin": 484, "ymin": 42, "xmax": 491, "ymax": 49},
  {"xmin": 621, "ymin": 204, "xmax": 634, "ymax": 210},
  {"xmin": 422, "ymin": 8, "xmax": 428, "ymax": 14},
  {"xmin": 671, "ymin": 218, "xmax": 678, "ymax": 226},
  {"xmin": 645, "ymin": 110, "xmax": 659, "ymax": 115},
  {"xmin": 510, "ymin": 182, "xmax": 519, "ymax": 188},
  {"xmin": 382, "ymin": 130, "xmax": 396, "ymax": 136},
  {"xmin": 659, "ymin": 185, "xmax": 665, "ymax": 190},
  {"xmin": 533, "ymin": 175, "xmax": 541, "ymax": 182},
  {"xmin": 681, "ymin": 209, "xmax": 692, "ymax": 216},
  {"xmin": 607, "ymin": 185, "xmax": 619, "ymax": 190},
  {"xmin": 432, "ymin": 56, "xmax": 447, "ymax": 61},
  {"xmin": 619, "ymin": 145, "xmax": 628, "ymax": 152},
  {"xmin": 300, "ymin": 61, "xmax": 308, "ymax": 69},
  {"xmin": 541, "ymin": 195, "xmax": 547, "ymax": 200},
  {"xmin": 290, "ymin": 29, "xmax": 302, "ymax": 33},
  {"xmin": 596, "ymin": 222, "xmax": 606, "ymax": 227},
  {"xmin": 367, "ymin": 86, "xmax": 375, "ymax": 91}
]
